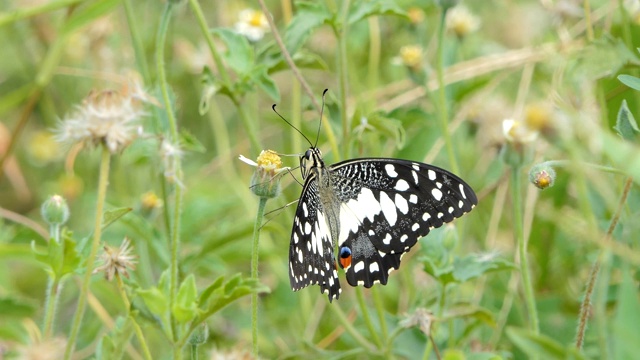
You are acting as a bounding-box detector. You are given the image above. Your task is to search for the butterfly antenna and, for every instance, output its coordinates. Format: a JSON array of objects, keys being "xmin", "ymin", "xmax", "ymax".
[
  {"xmin": 272, "ymin": 104, "xmax": 313, "ymax": 147},
  {"xmin": 314, "ymin": 89, "xmax": 329, "ymax": 148}
]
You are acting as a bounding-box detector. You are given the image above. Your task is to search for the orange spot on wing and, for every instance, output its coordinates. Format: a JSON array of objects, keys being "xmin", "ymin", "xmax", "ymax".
[{"xmin": 339, "ymin": 254, "xmax": 352, "ymax": 269}]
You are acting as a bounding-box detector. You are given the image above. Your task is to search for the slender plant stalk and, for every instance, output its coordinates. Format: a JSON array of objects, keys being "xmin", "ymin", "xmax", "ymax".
[
  {"xmin": 435, "ymin": 7, "xmax": 459, "ymax": 174},
  {"xmin": 355, "ymin": 288, "xmax": 383, "ymax": 349},
  {"xmin": 328, "ymin": 305, "xmax": 377, "ymax": 353},
  {"xmin": 575, "ymin": 177, "xmax": 633, "ymax": 349},
  {"xmin": 256, "ymin": 0, "xmax": 321, "ymax": 114},
  {"xmin": 64, "ymin": 146, "xmax": 111, "ymax": 359},
  {"xmin": 583, "ymin": 0, "xmax": 594, "ymax": 41},
  {"xmin": 116, "ymin": 274, "xmax": 153, "ymax": 360},
  {"xmin": 156, "ymin": 3, "xmax": 184, "ymax": 358},
  {"xmin": 42, "ymin": 223, "xmax": 62, "ymax": 338},
  {"xmin": 337, "ymin": 0, "xmax": 351, "ymax": 159},
  {"xmin": 123, "ymin": 0, "xmax": 151, "ymax": 83},
  {"xmin": 371, "ymin": 288, "xmax": 388, "ymax": 346},
  {"xmin": 251, "ymin": 197, "xmax": 268, "ymax": 357},
  {"xmin": 0, "ymin": 0, "xmax": 82, "ymax": 27},
  {"xmin": 511, "ymin": 166, "xmax": 539, "ymax": 334}
]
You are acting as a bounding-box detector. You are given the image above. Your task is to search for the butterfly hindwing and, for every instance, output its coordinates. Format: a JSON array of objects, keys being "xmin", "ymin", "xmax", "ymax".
[
  {"xmin": 288, "ymin": 179, "xmax": 341, "ymax": 300},
  {"xmin": 329, "ymin": 159, "xmax": 477, "ymax": 289}
]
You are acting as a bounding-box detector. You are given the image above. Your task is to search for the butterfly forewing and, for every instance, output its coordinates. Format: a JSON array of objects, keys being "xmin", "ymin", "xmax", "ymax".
[{"xmin": 288, "ymin": 149, "xmax": 477, "ymax": 302}]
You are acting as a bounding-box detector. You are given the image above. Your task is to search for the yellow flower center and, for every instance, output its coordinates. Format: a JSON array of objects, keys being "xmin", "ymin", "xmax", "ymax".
[
  {"xmin": 256, "ymin": 149, "xmax": 282, "ymax": 170},
  {"xmin": 249, "ymin": 12, "xmax": 265, "ymax": 27},
  {"xmin": 400, "ymin": 45, "xmax": 422, "ymax": 68}
]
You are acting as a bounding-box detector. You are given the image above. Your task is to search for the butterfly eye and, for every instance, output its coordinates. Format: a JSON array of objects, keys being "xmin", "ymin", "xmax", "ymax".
[{"xmin": 338, "ymin": 246, "xmax": 352, "ymax": 269}]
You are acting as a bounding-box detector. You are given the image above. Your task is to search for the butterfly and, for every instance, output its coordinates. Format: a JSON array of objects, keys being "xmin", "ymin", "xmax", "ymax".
[{"xmin": 288, "ymin": 146, "xmax": 477, "ymax": 302}]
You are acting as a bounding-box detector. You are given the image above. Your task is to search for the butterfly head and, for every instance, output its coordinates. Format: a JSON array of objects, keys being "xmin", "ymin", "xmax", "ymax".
[{"xmin": 300, "ymin": 147, "xmax": 324, "ymax": 179}]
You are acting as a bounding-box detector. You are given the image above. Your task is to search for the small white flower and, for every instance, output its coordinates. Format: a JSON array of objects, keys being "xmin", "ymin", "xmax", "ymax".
[
  {"xmin": 55, "ymin": 80, "xmax": 151, "ymax": 153},
  {"xmin": 446, "ymin": 5, "xmax": 480, "ymax": 38},
  {"xmin": 235, "ymin": 9, "xmax": 270, "ymax": 42},
  {"xmin": 502, "ymin": 118, "xmax": 538, "ymax": 145}
]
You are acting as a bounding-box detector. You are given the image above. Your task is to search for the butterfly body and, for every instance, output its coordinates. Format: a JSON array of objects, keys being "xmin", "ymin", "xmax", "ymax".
[{"xmin": 289, "ymin": 147, "xmax": 477, "ymax": 302}]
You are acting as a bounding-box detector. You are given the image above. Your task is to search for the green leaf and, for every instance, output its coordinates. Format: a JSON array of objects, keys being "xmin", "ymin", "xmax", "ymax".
[
  {"xmin": 61, "ymin": 0, "xmax": 122, "ymax": 36},
  {"xmin": 618, "ymin": 74, "xmax": 640, "ymax": 91},
  {"xmin": 0, "ymin": 297, "xmax": 37, "ymax": 318},
  {"xmin": 199, "ymin": 276, "xmax": 225, "ymax": 304},
  {"xmin": 102, "ymin": 207, "xmax": 132, "ymax": 230},
  {"xmin": 212, "ymin": 28, "xmax": 254, "ymax": 75},
  {"xmin": 59, "ymin": 236, "xmax": 81, "ymax": 279},
  {"xmin": 96, "ymin": 317, "xmax": 134, "ymax": 360},
  {"xmin": 137, "ymin": 287, "xmax": 169, "ymax": 316},
  {"xmin": 614, "ymin": 100, "xmax": 639, "ymax": 142},
  {"xmin": 250, "ymin": 66, "xmax": 280, "ymax": 101},
  {"xmin": 612, "ymin": 265, "xmax": 640, "ymax": 360},
  {"xmin": 180, "ymin": 129, "xmax": 206, "ymax": 153},
  {"xmin": 173, "ymin": 275, "xmax": 199, "ymax": 324},
  {"xmin": 452, "ymin": 254, "xmax": 516, "ymax": 283},
  {"xmin": 348, "ymin": 0, "xmax": 408, "ymax": 25},
  {"xmin": 284, "ymin": 1, "xmax": 332, "ymax": 54},
  {"xmin": 574, "ymin": 37, "xmax": 639, "ymax": 79},
  {"xmin": 506, "ymin": 327, "xmax": 587, "ymax": 360},
  {"xmin": 200, "ymin": 275, "xmax": 269, "ymax": 319}
]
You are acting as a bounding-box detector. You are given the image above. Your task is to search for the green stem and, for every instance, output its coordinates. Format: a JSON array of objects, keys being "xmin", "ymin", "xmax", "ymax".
[
  {"xmin": 123, "ymin": 0, "xmax": 151, "ymax": 83},
  {"xmin": 511, "ymin": 166, "xmax": 539, "ymax": 334},
  {"xmin": 328, "ymin": 304, "xmax": 377, "ymax": 353},
  {"xmin": 42, "ymin": 223, "xmax": 62, "ymax": 338},
  {"xmin": 372, "ymin": 288, "xmax": 388, "ymax": 348},
  {"xmin": 116, "ymin": 274, "xmax": 153, "ymax": 360},
  {"xmin": 156, "ymin": 3, "xmax": 183, "ymax": 357},
  {"xmin": 436, "ymin": 7, "xmax": 458, "ymax": 174},
  {"xmin": 336, "ymin": 0, "xmax": 351, "ymax": 159},
  {"xmin": 0, "ymin": 0, "xmax": 82, "ymax": 27},
  {"xmin": 64, "ymin": 146, "xmax": 111, "ymax": 359},
  {"xmin": 190, "ymin": 345, "xmax": 198, "ymax": 360},
  {"xmin": 234, "ymin": 98, "xmax": 262, "ymax": 153},
  {"xmin": 251, "ymin": 197, "xmax": 268, "ymax": 357},
  {"xmin": 42, "ymin": 278, "xmax": 61, "ymax": 339},
  {"xmin": 355, "ymin": 288, "xmax": 382, "ymax": 350},
  {"xmin": 536, "ymin": 160, "xmax": 625, "ymax": 176},
  {"xmin": 583, "ymin": 0, "xmax": 594, "ymax": 41}
]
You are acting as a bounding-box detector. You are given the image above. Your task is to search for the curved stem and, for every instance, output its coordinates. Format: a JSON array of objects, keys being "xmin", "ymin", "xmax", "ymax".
[
  {"xmin": 64, "ymin": 146, "xmax": 111, "ymax": 359},
  {"xmin": 355, "ymin": 288, "xmax": 382, "ymax": 350},
  {"xmin": 337, "ymin": 0, "xmax": 351, "ymax": 159},
  {"xmin": 575, "ymin": 177, "xmax": 633, "ymax": 350},
  {"xmin": 116, "ymin": 274, "xmax": 153, "ymax": 360},
  {"xmin": 511, "ymin": 166, "xmax": 539, "ymax": 334},
  {"xmin": 251, "ymin": 197, "xmax": 268, "ymax": 357},
  {"xmin": 156, "ymin": 3, "xmax": 183, "ymax": 357},
  {"xmin": 435, "ymin": 7, "xmax": 458, "ymax": 174}
]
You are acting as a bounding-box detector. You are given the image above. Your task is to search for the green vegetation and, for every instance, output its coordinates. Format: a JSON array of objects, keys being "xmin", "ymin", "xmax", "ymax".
[{"xmin": 0, "ymin": 0, "xmax": 639, "ymax": 359}]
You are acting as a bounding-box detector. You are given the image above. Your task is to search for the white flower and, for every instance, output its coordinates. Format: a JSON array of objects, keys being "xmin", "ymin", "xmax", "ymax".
[
  {"xmin": 502, "ymin": 118, "xmax": 538, "ymax": 145},
  {"xmin": 235, "ymin": 9, "xmax": 270, "ymax": 42},
  {"xmin": 55, "ymin": 81, "xmax": 150, "ymax": 153},
  {"xmin": 446, "ymin": 5, "xmax": 480, "ymax": 38}
]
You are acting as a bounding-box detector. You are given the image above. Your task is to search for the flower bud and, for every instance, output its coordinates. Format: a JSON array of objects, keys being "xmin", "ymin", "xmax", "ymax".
[
  {"xmin": 41, "ymin": 195, "xmax": 69, "ymax": 226},
  {"xmin": 187, "ymin": 323, "xmax": 209, "ymax": 346},
  {"xmin": 529, "ymin": 163, "xmax": 556, "ymax": 189},
  {"xmin": 249, "ymin": 150, "xmax": 284, "ymax": 199}
]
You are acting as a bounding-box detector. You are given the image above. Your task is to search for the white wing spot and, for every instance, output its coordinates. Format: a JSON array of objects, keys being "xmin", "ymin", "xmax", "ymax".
[
  {"xmin": 412, "ymin": 223, "xmax": 420, "ymax": 231},
  {"xmin": 412, "ymin": 163, "xmax": 420, "ymax": 171},
  {"xmin": 436, "ymin": 181, "xmax": 443, "ymax": 189},
  {"xmin": 308, "ymin": 265, "xmax": 312, "ymax": 272},
  {"xmin": 395, "ymin": 179, "xmax": 410, "ymax": 191},
  {"xmin": 380, "ymin": 192, "xmax": 398, "ymax": 226},
  {"xmin": 437, "ymin": 212, "xmax": 444, "ymax": 218},
  {"xmin": 400, "ymin": 234, "xmax": 408, "ymax": 243},
  {"xmin": 448, "ymin": 206, "xmax": 454, "ymax": 213},
  {"xmin": 459, "ymin": 184, "xmax": 467, "ymax": 199},
  {"xmin": 302, "ymin": 202, "xmax": 308, "ymax": 217},
  {"xmin": 293, "ymin": 233, "xmax": 299, "ymax": 244},
  {"xmin": 432, "ymin": 188, "xmax": 443, "ymax": 201},
  {"xmin": 422, "ymin": 212, "xmax": 431, "ymax": 221},
  {"xmin": 369, "ymin": 262, "xmax": 380, "ymax": 273},
  {"xmin": 458, "ymin": 200, "xmax": 464, "ymax": 208},
  {"xmin": 385, "ymin": 164, "xmax": 398, "ymax": 177},
  {"xmin": 395, "ymin": 194, "xmax": 409, "ymax": 214},
  {"xmin": 353, "ymin": 261, "xmax": 365, "ymax": 273},
  {"xmin": 409, "ymin": 194, "xmax": 418, "ymax": 204},
  {"xmin": 428, "ymin": 169, "xmax": 436, "ymax": 180},
  {"xmin": 307, "ymin": 240, "xmax": 311, "ymax": 251},
  {"xmin": 382, "ymin": 233, "xmax": 392, "ymax": 245},
  {"xmin": 378, "ymin": 250, "xmax": 386, "ymax": 257},
  {"xmin": 304, "ymin": 222, "xmax": 312, "ymax": 234},
  {"xmin": 368, "ymin": 229, "xmax": 375, "ymax": 236},
  {"xmin": 338, "ymin": 188, "xmax": 382, "ymax": 243},
  {"xmin": 412, "ymin": 171, "xmax": 419, "ymax": 185},
  {"xmin": 297, "ymin": 249, "xmax": 303, "ymax": 263}
]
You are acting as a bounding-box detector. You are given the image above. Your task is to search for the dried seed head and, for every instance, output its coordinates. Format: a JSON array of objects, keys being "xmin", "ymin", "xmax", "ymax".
[{"xmin": 93, "ymin": 237, "xmax": 137, "ymax": 281}]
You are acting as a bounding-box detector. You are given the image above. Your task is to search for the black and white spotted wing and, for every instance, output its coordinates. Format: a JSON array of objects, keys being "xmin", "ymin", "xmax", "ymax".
[{"xmin": 289, "ymin": 147, "xmax": 477, "ymax": 302}]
